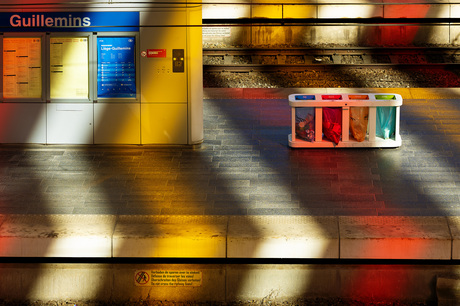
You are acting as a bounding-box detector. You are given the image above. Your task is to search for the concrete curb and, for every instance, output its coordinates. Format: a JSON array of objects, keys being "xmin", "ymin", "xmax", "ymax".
[
  {"xmin": 203, "ymin": 87, "xmax": 460, "ymax": 100},
  {"xmin": 0, "ymin": 214, "xmax": 458, "ymax": 260}
]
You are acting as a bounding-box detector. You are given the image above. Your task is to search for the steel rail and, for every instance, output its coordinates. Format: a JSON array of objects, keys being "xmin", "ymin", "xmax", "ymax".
[
  {"xmin": 203, "ymin": 48, "xmax": 460, "ymax": 68},
  {"xmin": 203, "ymin": 63, "xmax": 458, "ymax": 73},
  {"xmin": 204, "ymin": 47, "xmax": 460, "ymax": 54}
]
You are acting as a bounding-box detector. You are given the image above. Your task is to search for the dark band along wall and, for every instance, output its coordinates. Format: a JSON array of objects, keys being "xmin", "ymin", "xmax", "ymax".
[{"xmin": 0, "ymin": 5, "xmax": 203, "ymax": 145}]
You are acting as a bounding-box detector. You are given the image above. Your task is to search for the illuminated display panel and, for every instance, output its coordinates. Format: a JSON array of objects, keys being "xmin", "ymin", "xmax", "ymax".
[
  {"xmin": 97, "ymin": 37, "xmax": 136, "ymax": 98},
  {"xmin": 50, "ymin": 37, "xmax": 88, "ymax": 99},
  {"xmin": 3, "ymin": 37, "xmax": 42, "ymax": 99}
]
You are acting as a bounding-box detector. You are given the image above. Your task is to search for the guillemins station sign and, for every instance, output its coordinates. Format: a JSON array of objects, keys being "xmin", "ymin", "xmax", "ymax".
[{"xmin": 1, "ymin": 12, "xmax": 140, "ymax": 31}]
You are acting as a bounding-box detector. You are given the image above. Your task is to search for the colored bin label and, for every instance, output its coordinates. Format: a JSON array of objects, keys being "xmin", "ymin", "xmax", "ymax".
[
  {"xmin": 295, "ymin": 95, "xmax": 315, "ymax": 100},
  {"xmin": 348, "ymin": 94, "xmax": 369, "ymax": 100},
  {"xmin": 322, "ymin": 95, "xmax": 342, "ymax": 100},
  {"xmin": 375, "ymin": 94, "xmax": 396, "ymax": 100}
]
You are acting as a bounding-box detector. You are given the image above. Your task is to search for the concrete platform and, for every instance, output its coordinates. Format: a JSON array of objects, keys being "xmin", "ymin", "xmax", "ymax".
[
  {"xmin": 0, "ymin": 87, "xmax": 458, "ymax": 261},
  {"xmin": 0, "ymin": 87, "xmax": 459, "ymax": 303}
]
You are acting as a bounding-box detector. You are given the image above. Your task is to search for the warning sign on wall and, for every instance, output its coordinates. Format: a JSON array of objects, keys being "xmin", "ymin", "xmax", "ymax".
[{"xmin": 135, "ymin": 270, "xmax": 202, "ymax": 287}]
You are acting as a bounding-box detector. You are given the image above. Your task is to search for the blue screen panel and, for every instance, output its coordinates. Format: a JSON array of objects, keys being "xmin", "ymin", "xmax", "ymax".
[{"xmin": 97, "ymin": 37, "xmax": 136, "ymax": 98}]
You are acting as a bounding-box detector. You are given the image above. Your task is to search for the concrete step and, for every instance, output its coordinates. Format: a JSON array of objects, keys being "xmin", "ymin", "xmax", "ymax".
[
  {"xmin": 1, "ymin": 262, "xmax": 456, "ymax": 304},
  {"xmin": 0, "ymin": 214, "xmax": 458, "ymax": 260}
]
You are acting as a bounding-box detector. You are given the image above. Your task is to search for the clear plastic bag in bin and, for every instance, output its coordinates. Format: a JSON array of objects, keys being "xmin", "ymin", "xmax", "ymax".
[
  {"xmin": 295, "ymin": 108, "xmax": 315, "ymax": 142},
  {"xmin": 350, "ymin": 107, "xmax": 369, "ymax": 142},
  {"xmin": 376, "ymin": 107, "xmax": 396, "ymax": 139}
]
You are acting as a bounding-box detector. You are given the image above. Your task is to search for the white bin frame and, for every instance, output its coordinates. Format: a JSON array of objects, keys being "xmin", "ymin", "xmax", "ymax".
[{"xmin": 288, "ymin": 93, "xmax": 402, "ymax": 148}]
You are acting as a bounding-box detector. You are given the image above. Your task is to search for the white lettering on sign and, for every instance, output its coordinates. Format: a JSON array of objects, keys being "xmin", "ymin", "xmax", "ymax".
[
  {"xmin": 100, "ymin": 45, "xmax": 132, "ymax": 52},
  {"xmin": 10, "ymin": 14, "xmax": 91, "ymax": 28},
  {"xmin": 147, "ymin": 49, "xmax": 166, "ymax": 58}
]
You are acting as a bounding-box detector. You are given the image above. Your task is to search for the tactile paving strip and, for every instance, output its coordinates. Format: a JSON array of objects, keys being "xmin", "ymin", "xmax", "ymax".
[
  {"xmin": 229, "ymin": 215, "xmax": 338, "ymax": 225},
  {"xmin": 203, "ymin": 88, "xmax": 459, "ymax": 100},
  {"xmin": 339, "ymin": 216, "xmax": 448, "ymax": 226},
  {"xmin": 117, "ymin": 215, "xmax": 229, "ymax": 224},
  {"xmin": 409, "ymin": 88, "xmax": 460, "ymax": 99}
]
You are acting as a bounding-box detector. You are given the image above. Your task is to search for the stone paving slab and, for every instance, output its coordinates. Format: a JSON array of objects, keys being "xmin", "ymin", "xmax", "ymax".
[
  {"xmin": 227, "ymin": 216, "xmax": 339, "ymax": 258},
  {"xmin": 112, "ymin": 215, "xmax": 228, "ymax": 258},
  {"xmin": 447, "ymin": 217, "xmax": 460, "ymax": 260},
  {"xmin": 0, "ymin": 215, "xmax": 115, "ymax": 257},
  {"xmin": 339, "ymin": 216, "xmax": 452, "ymax": 260}
]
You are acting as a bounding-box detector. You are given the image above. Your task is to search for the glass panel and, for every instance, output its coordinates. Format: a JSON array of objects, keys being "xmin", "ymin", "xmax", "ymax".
[
  {"xmin": 50, "ymin": 37, "xmax": 88, "ymax": 99},
  {"xmin": 3, "ymin": 37, "xmax": 42, "ymax": 99},
  {"xmin": 97, "ymin": 36, "xmax": 136, "ymax": 99}
]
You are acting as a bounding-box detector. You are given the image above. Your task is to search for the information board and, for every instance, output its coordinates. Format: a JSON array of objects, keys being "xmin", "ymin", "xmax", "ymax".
[
  {"xmin": 50, "ymin": 37, "xmax": 88, "ymax": 99},
  {"xmin": 3, "ymin": 37, "xmax": 42, "ymax": 99},
  {"xmin": 97, "ymin": 37, "xmax": 136, "ymax": 98}
]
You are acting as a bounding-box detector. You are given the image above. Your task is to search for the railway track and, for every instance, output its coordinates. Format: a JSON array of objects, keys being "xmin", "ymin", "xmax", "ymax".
[
  {"xmin": 203, "ymin": 47, "xmax": 460, "ymax": 72},
  {"xmin": 203, "ymin": 47, "xmax": 460, "ymax": 88}
]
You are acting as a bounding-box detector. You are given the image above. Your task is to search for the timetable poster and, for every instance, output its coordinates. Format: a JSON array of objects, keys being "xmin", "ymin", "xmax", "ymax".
[
  {"xmin": 50, "ymin": 37, "xmax": 89, "ymax": 99},
  {"xmin": 3, "ymin": 38, "xmax": 42, "ymax": 99},
  {"xmin": 97, "ymin": 37, "xmax": 136, "ymax": 98}
]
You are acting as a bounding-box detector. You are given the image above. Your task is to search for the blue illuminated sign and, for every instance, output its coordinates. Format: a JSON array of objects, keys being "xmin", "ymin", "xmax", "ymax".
[
  {"xmin": 97, "ymin": 37, "xmax": 136, "ymax": 98},
  {"xmin": 0, "ymin": 12, "xmax": 139, "ymax": 32}
]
